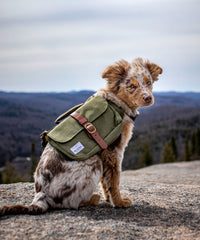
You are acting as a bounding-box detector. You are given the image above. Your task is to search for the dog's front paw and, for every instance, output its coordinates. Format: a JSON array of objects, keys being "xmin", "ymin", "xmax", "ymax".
[
  {"xmin": 115, "ymin": 197, "xmax": 132, "ymax": 208},
  {"xmin": 121, "ymin": 197, "xmax": 132, "ymax": 207}
]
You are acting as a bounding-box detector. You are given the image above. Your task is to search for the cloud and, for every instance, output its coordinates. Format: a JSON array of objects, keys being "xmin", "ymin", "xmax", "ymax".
[{"xmin": 0, "ymin": 0, "xmax": 200, "ymax": 92}]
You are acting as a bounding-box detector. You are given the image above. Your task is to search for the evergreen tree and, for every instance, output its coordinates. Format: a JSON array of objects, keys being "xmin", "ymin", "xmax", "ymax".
[
  {"xmin": 170, "ymin": 135, "xmax": 178, "ymax": 160},
  {"xmin": 195, "ymin": 128, "xmax": 200, "ymax": 156},
  {"xmin": 1, "ymin": 161, "xmax": 22, "ymax": 184},
  {"xmin": 184, "ymin": 135, "xmax": 191, "ymax": 161},
  {"xmin": 191, "ymin": 131, "xmax": 196, "ymax": 156},
  {"xmin": 0, "ymin": 171, "xmax": 2, "ymax": 184},
  {"xmin": 161, "ymin": 143, "xmax": 176, "ymax": 163},
  {"xmin": 29, "ymin": 142, "xmax": 38, "ymax": 182},
  {"xmin": 141, "ymin": 143, "xmax": 154, "ymax": 167}
]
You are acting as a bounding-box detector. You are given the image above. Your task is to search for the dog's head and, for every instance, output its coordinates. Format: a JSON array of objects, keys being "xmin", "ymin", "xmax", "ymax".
[{"xmin": 102, "ymin": 58, "xmax": 162, "ymax": 110}]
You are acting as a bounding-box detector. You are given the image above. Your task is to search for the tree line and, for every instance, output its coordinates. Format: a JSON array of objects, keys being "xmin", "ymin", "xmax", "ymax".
[
  {"xmin": 0, "ymin": 128, "xmax": 200, "ymax": 184},
  {"xmin": 141, "ymin": 128, "xmax": 200, "ymax": 167},
  {"xmin": 0, "ymin": 142, "xmax": 38, "ymax": 184}
]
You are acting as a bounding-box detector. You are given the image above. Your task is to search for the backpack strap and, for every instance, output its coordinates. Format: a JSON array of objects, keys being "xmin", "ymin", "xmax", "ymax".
[
  {"xmin": 55, "ymin": 104, "xmax": 83, "ymax": 124},
  {"xmin": 70, "ymin": 111, "xmax": 108, "ymax": 150}
]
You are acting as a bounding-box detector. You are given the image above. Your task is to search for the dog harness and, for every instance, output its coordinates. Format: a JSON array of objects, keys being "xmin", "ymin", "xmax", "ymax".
[{"xmin": 41, "ymin": 96, "xmax": 136, "ymax": 161}]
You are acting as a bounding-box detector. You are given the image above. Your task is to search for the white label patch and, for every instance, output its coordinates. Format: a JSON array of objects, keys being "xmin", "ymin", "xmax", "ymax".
[{"xmin": 70, "ymin": 142, "xmax": 85, "ymax": 154}]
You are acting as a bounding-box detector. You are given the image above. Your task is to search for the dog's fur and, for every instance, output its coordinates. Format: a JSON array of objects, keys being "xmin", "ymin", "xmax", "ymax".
[{"xmin": 0, "ymin": 58, "xmax": 162, "ymax": 215}]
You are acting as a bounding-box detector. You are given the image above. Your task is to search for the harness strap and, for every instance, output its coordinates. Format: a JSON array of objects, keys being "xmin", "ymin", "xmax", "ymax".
[
  {"xmin": 130, "ymin": 114, "xmax": 138, "ymax": 122},
  {"xmin": 70, "ymin": 111, "xmax": 108, "ymax": 150}
]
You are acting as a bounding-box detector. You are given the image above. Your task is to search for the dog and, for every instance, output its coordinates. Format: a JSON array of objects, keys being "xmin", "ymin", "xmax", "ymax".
[{"xmin": 0, "ymin": 58, "xmax": 162, "ymax": 215}]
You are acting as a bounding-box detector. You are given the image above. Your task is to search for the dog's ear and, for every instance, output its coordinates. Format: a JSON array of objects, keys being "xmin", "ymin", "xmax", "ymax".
[
  {"xmin": 102, "ymin": 60, "xmax": 130, "ymax": 92},
  {"xmin": 146, "ymin": 62, "xmax": 163, "ymax": 82}
]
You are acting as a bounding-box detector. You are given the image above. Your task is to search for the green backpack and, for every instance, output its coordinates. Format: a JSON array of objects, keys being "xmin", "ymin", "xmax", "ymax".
[{"xmin": 42, "ymin": 96, "xmax": 124, "ymax": 161}]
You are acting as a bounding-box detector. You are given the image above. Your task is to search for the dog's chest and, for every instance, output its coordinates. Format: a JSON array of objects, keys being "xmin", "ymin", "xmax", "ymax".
[
  {"xmin": 116, "ymin": 117, "xmax": 134, "ymax": 151},
  {"xmin": 123, "ymin": 119, "xmax": 134, "ymax": 144}
]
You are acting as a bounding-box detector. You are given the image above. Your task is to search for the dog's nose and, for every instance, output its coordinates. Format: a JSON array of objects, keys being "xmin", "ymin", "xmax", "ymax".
[{"xmin": 143, "ymin": 96, "xmax": 152, "ymax": 104}]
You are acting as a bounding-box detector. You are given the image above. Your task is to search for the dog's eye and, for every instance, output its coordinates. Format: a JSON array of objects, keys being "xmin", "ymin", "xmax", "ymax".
[{"xmin": 147, "ymin": 81, "xmax": 151, "ymax": 86}]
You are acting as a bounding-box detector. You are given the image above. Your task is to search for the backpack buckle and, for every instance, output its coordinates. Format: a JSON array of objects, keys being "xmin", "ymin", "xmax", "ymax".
[{"xmin": 84, "ymin": 122, "xmax": 96, "ymax": 134}]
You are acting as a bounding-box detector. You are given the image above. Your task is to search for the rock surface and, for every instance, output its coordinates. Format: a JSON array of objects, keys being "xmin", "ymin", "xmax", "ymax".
[{"xmin": 0, "ymin": 161, "xmax": 200, "ymax": 240}]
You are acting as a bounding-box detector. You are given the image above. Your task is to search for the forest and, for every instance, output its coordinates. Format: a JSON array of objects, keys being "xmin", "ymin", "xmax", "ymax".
[{"xmin": 0, "ymin": 90, "xmax": 200, "ymax": 183}]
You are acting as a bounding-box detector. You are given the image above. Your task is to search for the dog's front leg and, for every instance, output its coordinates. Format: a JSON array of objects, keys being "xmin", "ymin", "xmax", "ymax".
[{"xmin": 101, "ymin": 149, "xmax": 132, "ymax": 208}]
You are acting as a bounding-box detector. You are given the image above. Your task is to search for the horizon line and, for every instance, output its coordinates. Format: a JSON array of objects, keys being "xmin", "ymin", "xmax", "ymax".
[{"xmin": 0, "ymin": 89, "xmax": 200, "ymax": 94}]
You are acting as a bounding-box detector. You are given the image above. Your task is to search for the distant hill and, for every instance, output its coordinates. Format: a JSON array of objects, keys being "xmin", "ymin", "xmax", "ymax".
[
  {"xmin": 0, "ymin": 90, "xmax": 94, "ymax": 114},
  {"xmin": 0, "ymin": 90, "xmax": 200, "ymax": 169},
  {"xmin": 153, "ymin": 92, "xmax": 200, "ymax": 107},
  {"xmin": 0, "ymin": 91, "xmax": 94, "ymax": 167}
]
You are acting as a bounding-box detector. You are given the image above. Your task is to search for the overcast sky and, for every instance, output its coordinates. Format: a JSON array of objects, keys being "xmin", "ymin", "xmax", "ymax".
[{"xmin": 0, "ymin": 0, "xmax": 200, "ymax": 92}]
